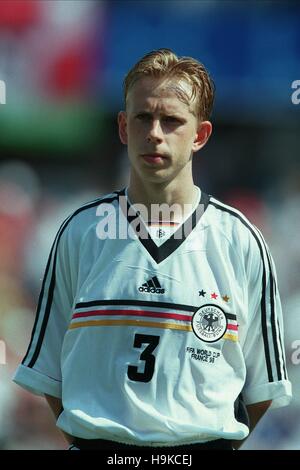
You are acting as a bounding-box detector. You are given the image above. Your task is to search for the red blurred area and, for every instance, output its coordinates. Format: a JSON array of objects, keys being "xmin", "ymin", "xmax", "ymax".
[
  {"xmin": 224, "ymin": 188, "xmax": 267, "ymax": 230},
  {"xmin": 0, "ymin": 0, "xmax": 41, "ymax": 31},
  {"xmin": 46, "ymin": 38, "xmax": 93, "ymax": 97}
]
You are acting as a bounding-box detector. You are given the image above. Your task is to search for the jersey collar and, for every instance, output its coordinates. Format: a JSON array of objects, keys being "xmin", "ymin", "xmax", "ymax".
[{"xmin": 119, "ymin": 188, "xmax": 210, "ymax": 264}]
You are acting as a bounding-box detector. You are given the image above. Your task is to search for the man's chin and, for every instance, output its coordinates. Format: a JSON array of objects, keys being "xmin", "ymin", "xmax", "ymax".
[
  {"xmin": 130, "ymin": 161, "xmax": 174, "ymax": 185},
  {"xmin": 139, "ymin": 167, "xmax": 171, "ymax": 183}
]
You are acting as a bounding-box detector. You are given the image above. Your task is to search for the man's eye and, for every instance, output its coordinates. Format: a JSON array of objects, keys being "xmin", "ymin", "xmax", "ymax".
[
  {"xmin": 136, "ymin": 114, "xmax": 151, "ymax": 121},
  {"xmin": 164, "ymin": 116, "xmax": 179, "ymax": 123}
]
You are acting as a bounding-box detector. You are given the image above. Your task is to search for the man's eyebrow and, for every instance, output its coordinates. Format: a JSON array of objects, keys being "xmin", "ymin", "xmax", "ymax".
[
  {"xmin": 134, "ymin": 111, "xmax": 152, "ymax": 115},
  {"xmin": 134, "ymin": 110, "xmax": 186, "ymax": 119}
]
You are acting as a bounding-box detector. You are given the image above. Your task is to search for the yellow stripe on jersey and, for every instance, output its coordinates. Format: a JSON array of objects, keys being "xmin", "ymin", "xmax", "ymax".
[
  {"xmin": 69, "ymin": 319, "xmax": 239, "ymax": 341},
  {"xmin": 223, "ymin": 333, "xmax": 238, "ymax": 342},
  {"xmin": 69, "ymin": 319, "xmax": 192, "ymax": 332}
]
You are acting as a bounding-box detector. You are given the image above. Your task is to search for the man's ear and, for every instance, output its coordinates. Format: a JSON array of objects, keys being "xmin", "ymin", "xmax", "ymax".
[
  {"xmin": 118, "ymin": 111, "xmax": 128, "ymax": 145},
  {"xmin": 192, "ymin": 121, "xmax": 212, "ymax": 153}
]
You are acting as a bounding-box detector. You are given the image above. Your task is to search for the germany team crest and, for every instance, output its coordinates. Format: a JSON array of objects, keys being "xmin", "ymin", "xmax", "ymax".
[{"xmin": 192, "ymin": 304, "xmax": 228, "ymax": 343}]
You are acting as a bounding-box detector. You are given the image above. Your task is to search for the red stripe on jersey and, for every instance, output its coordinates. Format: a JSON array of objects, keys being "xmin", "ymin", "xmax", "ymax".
[
  {"xmin": 72, "ymin": 309, "xmax": 192, "ymax": 322},
  {"xmin": 227, "ymin": 324, "xmax": 238, "ymax": 331}
]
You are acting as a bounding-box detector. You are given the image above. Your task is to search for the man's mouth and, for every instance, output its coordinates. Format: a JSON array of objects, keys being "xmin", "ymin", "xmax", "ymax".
[{"xmin": 141, "ymin": 153, "xmax": 167, "ymax": 164}]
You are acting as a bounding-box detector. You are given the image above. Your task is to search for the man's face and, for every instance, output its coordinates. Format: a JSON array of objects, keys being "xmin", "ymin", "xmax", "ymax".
[{"xmin": 118, "ymin": 77, "xmax": 210, "ymax": 185}]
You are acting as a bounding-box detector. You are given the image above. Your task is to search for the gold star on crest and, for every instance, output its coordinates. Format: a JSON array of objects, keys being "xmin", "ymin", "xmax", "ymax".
[{"xmin": 222, "ymin": 295, "xmax": 230, "ymax": 302}]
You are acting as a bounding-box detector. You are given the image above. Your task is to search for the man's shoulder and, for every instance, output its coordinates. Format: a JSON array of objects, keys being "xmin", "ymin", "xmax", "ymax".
[
  {"xmin": 57, "ymin": 189, "xmax": 123, "ymax": 239},
  {"xmin": 206, "ymin": 194, "xmax": 265, "ymax": 255},
  {"xmin": 208, "ymin": 194, "xmax": 258, "ymax": 234},
  {"xmin": 70, "ymin": 190, "xmax": 122, "ymax": 219}
]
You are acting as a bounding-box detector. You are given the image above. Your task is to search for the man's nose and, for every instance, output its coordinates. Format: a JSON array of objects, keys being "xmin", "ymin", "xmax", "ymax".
[{"xmin": 147, "ymin": 119, "xmax": 163, "ymax": 143}]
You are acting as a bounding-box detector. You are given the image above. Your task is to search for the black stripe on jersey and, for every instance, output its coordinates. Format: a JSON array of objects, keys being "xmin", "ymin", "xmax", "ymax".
[
  {"xmin": 75, "ymin": 299, "xmax": 237, "ymax": 322},
  {"xmin": 75, "ymin": 299, "xmax": 197, "ymax": 312},
  {"xmin": 256, "ymin": 230, "xmax": 287, "ymax": 381},
  {"xmin": 23, "ymin": 192, "xmax": 121, "ymax": 369},
  {"xmin": 263, "ymin": 252, "xmax": 287, "ymax": 379},
  {"xmin": 226, "ymin": 313, "xmax": 237, "ymax": 321},
  {"xmin": 209, "ymin": 199, "xmax": 280, "ymax": 383},
  {"xmin": 22, "ymin": 228, "xmax": 61, "ymax": 367},
  {"xmin": 259, "ymin": 234, "xmax": 282, "ymax": 380},
  {"xmin": 124, "ymin": 192, "xmax": 210, "ymax": 264}
]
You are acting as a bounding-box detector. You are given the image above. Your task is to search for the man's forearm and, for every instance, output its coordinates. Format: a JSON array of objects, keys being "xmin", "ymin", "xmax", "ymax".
[
  {"xmin": 232, "ymin": 399, "xmax": 272, "ymax": 449},
  {"xmin": 44, "ymin": 394, "xmax": 73, "ymax": 445}
]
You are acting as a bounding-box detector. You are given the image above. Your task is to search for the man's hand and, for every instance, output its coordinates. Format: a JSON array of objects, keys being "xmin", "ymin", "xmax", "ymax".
[
  {"xmin": 45, "ymin": 394, "xmax": 73, "ymax": 445},
  {"xmin": 232, "ymin": 400, "xmax": 272, "ymax": 449}
]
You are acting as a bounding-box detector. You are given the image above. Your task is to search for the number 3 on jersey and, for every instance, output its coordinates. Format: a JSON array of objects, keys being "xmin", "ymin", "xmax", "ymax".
[{"xmin": 127, "ymin": 334, "xmax": 160, "ymax": 383}]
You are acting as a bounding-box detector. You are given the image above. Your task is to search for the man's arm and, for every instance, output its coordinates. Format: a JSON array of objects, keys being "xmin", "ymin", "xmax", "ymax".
[
  {"xmin": 232, "ymin": 399, "xmax": 272, "ymax": 449},
  {"xmin": 45, "ymin": 394, "xmax": 73, "ymax": 445}
]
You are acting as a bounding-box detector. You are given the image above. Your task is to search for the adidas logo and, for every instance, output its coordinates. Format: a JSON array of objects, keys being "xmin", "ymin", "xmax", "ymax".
[{"xmin": 139, "ymin": 276, "xmax": 165, "ymax": 294}]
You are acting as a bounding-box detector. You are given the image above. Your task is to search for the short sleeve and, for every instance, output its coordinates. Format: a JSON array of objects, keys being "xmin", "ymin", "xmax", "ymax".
[
  {"xmin": 13, "ymin": 216, "xmax": 76, "ymax": 398},
  {"xmin": 241, "ymin": 227, "xmax": 292, "ymax": 408}
]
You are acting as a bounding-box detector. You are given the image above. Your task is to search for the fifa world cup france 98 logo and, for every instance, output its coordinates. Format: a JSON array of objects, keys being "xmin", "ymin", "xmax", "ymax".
[{"xmin": 192, "ymin": 304, "xmax": 227, "ymax": 343}]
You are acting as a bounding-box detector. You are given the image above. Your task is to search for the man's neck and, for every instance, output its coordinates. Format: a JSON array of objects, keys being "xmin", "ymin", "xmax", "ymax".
[{"xmin": 127, "ymin": 177, "xmax": 199, "ymax": 222}]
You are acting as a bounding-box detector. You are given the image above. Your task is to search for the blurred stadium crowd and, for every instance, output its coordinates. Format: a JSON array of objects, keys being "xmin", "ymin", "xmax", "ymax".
[{"xmin": 0, "ymin": 1, "xmax": 299, "ymax": 449}]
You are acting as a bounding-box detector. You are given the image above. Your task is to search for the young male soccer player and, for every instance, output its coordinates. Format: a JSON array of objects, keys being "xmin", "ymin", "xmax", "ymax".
[{"xmin": 13, "ymin": 49, "xmax": 292, "ymax": 450}]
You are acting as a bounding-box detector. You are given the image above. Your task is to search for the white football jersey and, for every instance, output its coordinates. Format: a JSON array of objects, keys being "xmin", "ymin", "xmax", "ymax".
[{"xmin": 13, "ymin": 188, "xmax": 292, "ymax": 445}]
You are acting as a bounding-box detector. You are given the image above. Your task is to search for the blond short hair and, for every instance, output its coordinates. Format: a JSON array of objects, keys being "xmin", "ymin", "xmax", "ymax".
[{"xmin": 123, "ymin": 48, "xmax": 215, "ymax": 121}]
